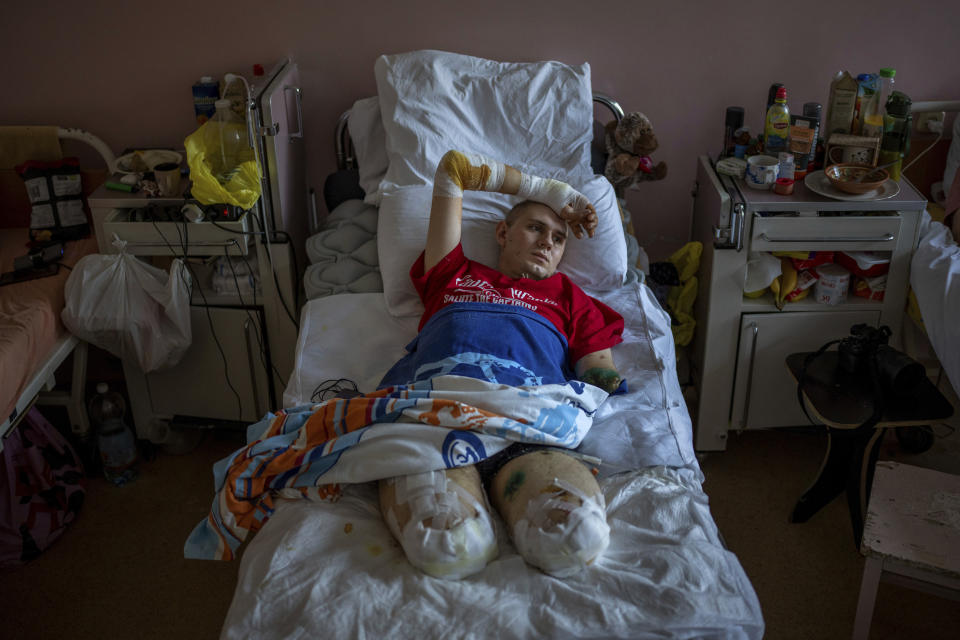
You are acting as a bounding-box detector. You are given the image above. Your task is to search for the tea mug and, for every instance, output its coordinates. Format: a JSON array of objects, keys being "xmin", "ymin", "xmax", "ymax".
[
  {"xmin": 153, "ymin": 162, "xmax": 182, "ymax": 197},
  {"xmin": 744, "ymin": 155, "xmax": 780, "ymax": 190}
]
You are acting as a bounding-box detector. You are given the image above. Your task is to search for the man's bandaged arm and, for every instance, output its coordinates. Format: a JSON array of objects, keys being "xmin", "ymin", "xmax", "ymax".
[
  {"xmin": 575, "ymin": 348, "xmax": 622, "ymax": 394},
  {"xmin": 425, "ymin": 151, "xmax": 595, "ymax": 272}
]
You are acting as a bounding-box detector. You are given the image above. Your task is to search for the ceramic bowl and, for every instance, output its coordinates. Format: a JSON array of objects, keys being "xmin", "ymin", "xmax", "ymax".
[
  {"xmin": 825, "ymin": 164, "xmax": 889, "ymax": 195},
  {"xmin": 115, "ymin": 149, "xmax": 183, "ymax": 175}
]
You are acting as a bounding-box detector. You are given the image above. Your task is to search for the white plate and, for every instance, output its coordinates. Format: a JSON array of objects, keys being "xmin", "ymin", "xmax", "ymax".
[
  {"xmin": 803, "ymin": 170, "xmax": 900, "ymax": 201},
  {"xmin": 115, "ymin": 149, "xmax": 182, "ymax": 175}
]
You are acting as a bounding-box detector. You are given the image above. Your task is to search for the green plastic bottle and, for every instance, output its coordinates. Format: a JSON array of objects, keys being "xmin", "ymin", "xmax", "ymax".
[
  {"xmin": 880, "ymin": 91, "xmax": 912, "ymax": 180},
  {"xmin": 764, "ymin": 87, "xmax": 790, "ymax": 155}
]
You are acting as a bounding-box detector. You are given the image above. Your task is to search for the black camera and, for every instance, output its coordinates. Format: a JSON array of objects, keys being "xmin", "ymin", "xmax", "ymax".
[{"xmin": 837, "ymin": 324, "xmax": 925, "ymax": 395}]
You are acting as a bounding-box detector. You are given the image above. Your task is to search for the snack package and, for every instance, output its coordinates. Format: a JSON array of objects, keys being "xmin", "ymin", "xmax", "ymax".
[
  {"xmin": 792, "ymin": 251, "xmax": 834, "ymax": 271},
  {"xmin": 853, "ymin": 274, "xmax": 886, "ymax": 301},
  {"xmin": 785, "ymin": 269, "xmax": 819, "ymax": 302},
  {"xmin": 772, "ymin": 250, "xmax": 811, "ymax": 259},
  {"xmin": 836, "ymin": 251, "xmax": 889, "ymax": 278}
]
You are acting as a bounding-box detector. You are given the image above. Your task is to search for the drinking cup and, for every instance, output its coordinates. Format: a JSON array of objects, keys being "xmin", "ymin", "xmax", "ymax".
[
  {"xmin": 744, "ymin": 155, "xmax": 780, "ymax": 190},
  {"xmin": 153, "ymin": 162, "xmax": 182, "ymax": 197}
]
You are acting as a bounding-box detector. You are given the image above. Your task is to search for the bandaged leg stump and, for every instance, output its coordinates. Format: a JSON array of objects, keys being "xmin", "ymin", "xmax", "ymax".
[
  {"xmin": 379, "ymin": 465, "xmax": 498, "ymax": 580},
  {"xmin": 490, "ymin": 450, "xmax": 610, "ymax": 578}
]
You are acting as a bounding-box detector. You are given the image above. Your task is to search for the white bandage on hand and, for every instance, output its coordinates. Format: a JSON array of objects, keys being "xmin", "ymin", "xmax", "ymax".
[
  {"xmin": 516, "ymin": 174, "xmax": 590, "ymax": 215},
  {"xmin": 383, "ymin": 470, "xmax": 498, "ymax": 580},
  {"xmin": 434, "ymin": 150, "xmax": 507, "ymax": 199},
  {"xmin": 512, "ymin": 478, "xmax": 610, "ymax": 578}
]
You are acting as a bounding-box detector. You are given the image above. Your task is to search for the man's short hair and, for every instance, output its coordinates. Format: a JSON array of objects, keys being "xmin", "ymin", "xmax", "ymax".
[{"xmin": 505, "ymin": 200, "xmax": 540, "ymax": 227}]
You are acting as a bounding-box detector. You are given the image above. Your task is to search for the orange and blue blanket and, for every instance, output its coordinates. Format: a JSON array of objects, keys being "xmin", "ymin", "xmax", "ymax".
[
  {"xmin": 186, "ymin": 303, "xmax": 612, "ymax": 560},
  {"xmin": 184, "ymin": 375, "xmax": 607, "ymax": 560}
]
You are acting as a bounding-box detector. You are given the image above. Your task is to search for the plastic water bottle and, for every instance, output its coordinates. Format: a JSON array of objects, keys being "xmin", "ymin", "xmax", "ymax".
[
  {"xmin": 853, "ymin": 73, "xmax": 878, "ymax": 135},
  {"xmin": 212, "ymin": 98, "xmax": 250, "ymax": 185},
  {"xmin": 89, "ymin": 383, "xmax": 139, "ymax": 486},
  {"xmin": 876, "ymin": 68, "xmax": 896, "ymax": 119},
  {"xmin": 880, "ymin": 91, "xmax": 912, "ymax": 181}
]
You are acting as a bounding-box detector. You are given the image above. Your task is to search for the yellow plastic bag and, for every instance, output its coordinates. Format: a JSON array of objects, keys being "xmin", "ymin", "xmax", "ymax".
[
  {"xmin": 668, "ymin": 242, "xmax": 702, "ymax": 282},
  {"xmin": 668, "ymin": 277, "xmax": 698, "ymax": 347},
  {"xmin": 665, "ymin": 242, "xmax": 702, "ymax": 347},
  {"xmin": 184, "ymin": 120, "xmax": 261, "ymax": 210}
]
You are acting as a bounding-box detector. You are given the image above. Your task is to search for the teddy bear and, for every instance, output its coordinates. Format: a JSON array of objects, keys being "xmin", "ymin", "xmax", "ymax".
[{"xmin": 604, "ymin": 111, "xmax": 667, "ymax": 197}]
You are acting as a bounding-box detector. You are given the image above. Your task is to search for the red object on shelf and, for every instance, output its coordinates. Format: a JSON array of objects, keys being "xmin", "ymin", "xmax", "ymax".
[
  {"xmin": 836, "ymin": 251, "xmax": 889, "ymax": 278},
  {"xmin": 792, "ymin": 251, "xmax": 834, "ymax": 271},
  {"xmin": 773, "ymin": 177, "xmax": 794, "ymax": 195}
]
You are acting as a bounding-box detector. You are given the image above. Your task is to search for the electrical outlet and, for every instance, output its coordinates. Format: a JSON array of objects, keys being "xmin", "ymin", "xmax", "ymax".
[{"xmin": 916, "ymin": 111, "xmax": 945, "ymax": 133}]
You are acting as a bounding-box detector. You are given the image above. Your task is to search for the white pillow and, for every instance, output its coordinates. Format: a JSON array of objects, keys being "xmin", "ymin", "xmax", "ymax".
[
  {"xmin": 373, "ymin": 50, "xmax": 595, "ymax": 196},
  {"xmin": 347, "ymin": 97, "xmax": 389, "ymax": 206},
  {"xmin": 378, "ymin": 176, "xmax": 627, "ymax": 318}
]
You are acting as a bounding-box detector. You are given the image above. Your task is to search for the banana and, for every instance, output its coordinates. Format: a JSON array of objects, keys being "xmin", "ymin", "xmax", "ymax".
[
  {"xmin": 777, "ymin": 257, "xmax": 797, "ymax": 310},
  {"xmin": 770, "ymin": 276, "xmax": 781, "ymax": 307},
  {"xmin": 790, "ymin": 287, "xmax": 811, "ymax": 302}
]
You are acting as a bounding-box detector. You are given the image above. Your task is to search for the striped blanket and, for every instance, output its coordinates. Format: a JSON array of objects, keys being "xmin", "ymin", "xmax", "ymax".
[
  {"xmin": 186, "ymin": 302, "xmax": 610, "ymax": 561},
  {"xmin": 185, "ymin": 375, "xmax": 607, "ymax": 560}
]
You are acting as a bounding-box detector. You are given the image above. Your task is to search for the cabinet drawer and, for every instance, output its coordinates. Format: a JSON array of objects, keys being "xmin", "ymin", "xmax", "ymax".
[
  {"xmin": 102, "ymin": 208, "xmax": 250, "ymax": 256},
  {"xmin": 750, "ymin": 213, "xmax": 900, "ymax": 252},
  {"xmin": 731, "ymin": 310, "xmax": 881, "ymax": 430}
]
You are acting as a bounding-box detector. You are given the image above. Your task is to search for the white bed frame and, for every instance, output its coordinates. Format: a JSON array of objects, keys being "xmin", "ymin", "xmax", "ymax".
[{"xmin": 0, "ymin": 127, "xmax": 116, "ymax": 452}]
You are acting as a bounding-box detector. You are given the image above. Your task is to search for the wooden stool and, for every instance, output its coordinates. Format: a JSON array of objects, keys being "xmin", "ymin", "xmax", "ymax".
[
  {"xmin": 786, "ymin": 352, "xmax": 954, "ymax": 545},
  {"xmin": 853, "ymin": 460, "xmax": 960, "ymax": 639}
]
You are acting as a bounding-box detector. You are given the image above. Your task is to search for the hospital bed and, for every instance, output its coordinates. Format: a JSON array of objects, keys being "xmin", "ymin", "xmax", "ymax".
[
  {"xmin": 909, "ymin": 99, "xmax": 960, "ymax": 396},
  {"xmin": 0, "ymin": 127, "xmax": 114, "ymax": 451},
  {"xmin": 211, "ymin": 51, "xmax": 764, "ymax": 639}
]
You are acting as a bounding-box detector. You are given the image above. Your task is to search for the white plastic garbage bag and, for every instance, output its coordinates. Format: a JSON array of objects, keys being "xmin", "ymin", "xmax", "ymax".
[{"xmin": 62, "ymin": 238, "xmax": 192, "ymax": 372}]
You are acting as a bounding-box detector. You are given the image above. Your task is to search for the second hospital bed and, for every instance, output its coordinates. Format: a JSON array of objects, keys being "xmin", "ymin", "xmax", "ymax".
[
  {"xmin": 0, "ymin": 127, "xmax": 114, "ymax": 450},
  {"xmin": 910, "ymin": 100, "xmax": 960, "ymax": 397},
  {"xmin": 210, "ymin": 51, "xmax": 764, "ymax": 639}
]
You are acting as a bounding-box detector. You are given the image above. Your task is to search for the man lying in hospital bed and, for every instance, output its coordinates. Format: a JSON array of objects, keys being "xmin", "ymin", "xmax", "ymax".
[
  {"xmin": 377, "ymin": 149, "xmax": 623, "ymax": 579},
  {"xmin": 185, "ymin": 151, "xmax": 630, "ymax": 580}
]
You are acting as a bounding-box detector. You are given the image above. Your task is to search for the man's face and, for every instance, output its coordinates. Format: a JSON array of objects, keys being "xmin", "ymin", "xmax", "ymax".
[{"xmin": 495, "ymin": 203, "xmax": 567, "ymax": 280}]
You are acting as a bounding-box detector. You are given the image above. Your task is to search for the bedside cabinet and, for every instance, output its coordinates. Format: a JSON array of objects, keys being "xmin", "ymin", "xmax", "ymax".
[
  {"xmin": 88, "ymin": 184, "xmax": 299, "ymax": 440},
  {"xmin": 689, "ymin": 156, "xmax": 926, "ymax": 451}
]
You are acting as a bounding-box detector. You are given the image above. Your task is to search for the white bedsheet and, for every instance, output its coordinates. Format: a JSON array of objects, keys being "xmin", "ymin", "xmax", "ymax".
[
  {"xmin": 223, "ymin": 467, "xmax": 763, "ymax": 640},
  {"xmin": 911, "ymin": 211, "xmax": 960, "ymax": 394},
  {"xmin": 246, "ymin": 282, "xmax": 765, "ymax": 639}
]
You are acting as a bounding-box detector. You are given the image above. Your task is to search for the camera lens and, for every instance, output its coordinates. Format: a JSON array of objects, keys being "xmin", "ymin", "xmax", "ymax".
[{"xmin": 876, "ymin": 345, "xmax": 925, "ymax": 392}]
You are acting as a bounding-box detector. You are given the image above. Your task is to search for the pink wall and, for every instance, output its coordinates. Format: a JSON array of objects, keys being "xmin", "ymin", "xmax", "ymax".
[{"xmin": 3, "ymin": 1, "xmax": 958, "ymax": 260}]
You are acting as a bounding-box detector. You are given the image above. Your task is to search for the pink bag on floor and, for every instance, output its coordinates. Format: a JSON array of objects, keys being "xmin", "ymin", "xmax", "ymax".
[{"xmin": 0, "ymin": 408, "xmax": 85, "ymax": 568}]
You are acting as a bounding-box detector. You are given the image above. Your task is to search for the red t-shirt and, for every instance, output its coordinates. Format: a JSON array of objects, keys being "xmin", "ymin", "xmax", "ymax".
[{"xmin": 410, "ymin": 244, "xmax": 624, "ymax": 365}]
